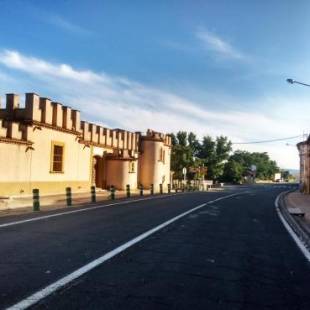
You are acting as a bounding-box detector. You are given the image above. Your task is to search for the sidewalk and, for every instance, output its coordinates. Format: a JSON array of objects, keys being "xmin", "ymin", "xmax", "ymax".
[
  {"xmin": 0, "ymin": 186, "xmax": 223, "ymax": 218},
  {"xmin": 285, "ymin": 191, "xmax": 310, "ymax": 220},
  {"xmin": 282, "ymin": 190, "xmax": 310, "ymax": 241},
  {"xmin": 0, "ymin": 189, "xmax": 149, "ymax": 217}
]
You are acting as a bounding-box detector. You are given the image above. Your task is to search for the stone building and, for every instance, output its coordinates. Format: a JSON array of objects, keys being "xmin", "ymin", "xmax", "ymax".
[
  {"xmin": 0, "ymin": 93, "xmax": 171, "ymax": 196},
  {"xmin": 297, "ymin": 137, "xmax": 310, "ymax": 194}
]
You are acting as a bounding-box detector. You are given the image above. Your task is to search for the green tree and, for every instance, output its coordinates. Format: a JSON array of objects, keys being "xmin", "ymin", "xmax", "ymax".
[
  {"xmin": 222, "ymin": 160, "xmax": 244, "ymax": 183},
  {"xmin": 197, "ymin": 135, "xmax": 232, "ymax": 180},
  {"xmin": 170, "ymin": 132, "xmax": 232, "ymax": 181},
  {"xmin": 170, "ymin": 132, "xmax": 195, "ymax": 179},
  {"xmin": 222, "ymin": 150, "xmax": 280, "ymax": 183}
]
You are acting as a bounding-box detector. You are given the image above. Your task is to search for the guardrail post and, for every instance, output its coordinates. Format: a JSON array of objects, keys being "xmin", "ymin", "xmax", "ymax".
[
  {"xmin": 91, "ymin": 186, "xmax": 96, "ymax": 203},
  {"xmin": 126, "ymin": 184, "xmax": 131, "ymax": 198},
  {"xmin": 66, "ymin": 187, "xmax": 72, "ymax": 206},
  {"xmin": 160, "ymin": 183, "xmax": 163, "ymax": 194},
  {"xmin": 33, "ymin": 188, "xmax": 40, "ymax": 211},
  {"xmin": 140, "ymin": 184, "xmax": 144, "ymax": 196},
  {"xmin": 168, "ymin": 183, "xmax": 171, "ymax": 194},
  {"xmin": 150, "ymin": 183, "xmax": 154, "ymax": 195},
  {"xmin": 110, "ymin": 185, "xmax": 115, "ymax": 200}
]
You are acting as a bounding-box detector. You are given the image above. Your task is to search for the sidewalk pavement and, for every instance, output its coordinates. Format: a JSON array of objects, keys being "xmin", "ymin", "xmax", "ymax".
[
  {"xmin": 283, "ymin": 190, "xmax": 310, "ymax": 238},
  {"xmin": 285, "ymin": 191, "xmax": 310, "ymax": 220},
  {"xmin": 0, "ymin": 185, "xmax": 223, "ymax": 218},
  {"xmin": 0, "ymin": 189, "xmax": 150, "ymax": 217}
]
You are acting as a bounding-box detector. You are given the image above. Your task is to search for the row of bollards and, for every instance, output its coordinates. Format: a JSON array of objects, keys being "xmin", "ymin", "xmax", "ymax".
[{"xmin": 32, "ymin": 182, "xmax": 201, "ymax": 212}]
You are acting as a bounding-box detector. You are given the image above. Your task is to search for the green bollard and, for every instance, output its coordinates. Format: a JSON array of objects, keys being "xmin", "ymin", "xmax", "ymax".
[
  {"xmin": 140, "ymin": 184, "xmax": 144, "ymax": 196},
  {"xmin": 66, "ymin": 187, "xmax": 72, "ymax": 206},
  {"xmin": 168, "ymin": 184, "xmax": 171, "ymax": 194},
  {"xmin": 160, "ymin": 183, "xmax": 163, "ymax": 194},
  {"xmin": 150, "ymin": 183, "xmax": 154, "ymax": 195},
  {"xmin": 126, "ymin": 184, "xmax": 131, "ymax": 198},
  {"xmin": 33, "ymin": 188, "xmax": 40, "ymax": 211},
  {"xmin": 110, "ymin": 186, "xmax": 115, "ymax": 200},
  {"xmin": 91, "ymin": 186, "xmax": 96, "ymax": 203}
]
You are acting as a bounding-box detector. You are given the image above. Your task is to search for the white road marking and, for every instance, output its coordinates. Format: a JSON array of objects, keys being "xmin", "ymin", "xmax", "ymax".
[
  {"xmin": 0, "ymin": 193, "xmax": 190, "ymax": 229},
  {"xmin": 6, "ymin": 192, "xmax": 240, "ymax": 310},
  {"xmin": 275, "ymin": 193, "xmax": 310, "ymax": 263}
]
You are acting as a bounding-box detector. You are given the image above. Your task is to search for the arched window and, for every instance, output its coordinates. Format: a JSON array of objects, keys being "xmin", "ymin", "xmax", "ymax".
[{"xmin": 129, "ymin": 161, "xmax": 135, "ymax": 173}]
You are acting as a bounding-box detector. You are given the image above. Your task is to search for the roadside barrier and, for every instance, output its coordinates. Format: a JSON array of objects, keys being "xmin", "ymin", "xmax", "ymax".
[
  {"xmin": 91, "ymin": 186, "xmax": 96, "ymax": 203},
  {"xmin": 66, "ymin": 187, "xmax": 72, "ymax": 206},
  {"xmin": 126, "ymin": 184, "xmax": 131, "ymax": 198},
  {"xmin": 32, "ymin": 188, "xmax": 40, "ymax": 211},
  {"xmin": 110, "ymin": 186, "xmax": 115, "ymax": 200},
  {"xmin": 150, "ymin": 183, "xmax": 154, "ymax": 195},
  {"xmin": 160, "ymin": 183, "xmax": 163, "ymax": 194}
]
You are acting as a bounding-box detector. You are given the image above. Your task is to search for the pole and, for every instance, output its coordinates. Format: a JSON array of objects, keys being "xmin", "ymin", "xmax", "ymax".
[
  {"xmin": 91, "ymin": 186, "xmax": 96, "ymax": 203},
  {"xmin": 32, "ymin": 188, "xmax": 40, "ymax": 211},
  {"xmin": 110, "ymin": 186, "xmax": 115, "ymax": 200},
  {"xmin": 66, "ymin": 187, "xmax": 72, "ymax": 206},
  {"xmin": 126, "ymin": 184, "xmax": 131, "ymax": 198}
]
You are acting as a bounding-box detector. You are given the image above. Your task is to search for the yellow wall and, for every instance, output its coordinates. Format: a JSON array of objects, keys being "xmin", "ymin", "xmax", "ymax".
[
  {"xmin": 0, "ymin": 93, "xmax": 172, "ymax": 197},
  {"xmin": 0, "ymin": 127, "xmax": 92, "ymax": 195},
  {"xmin": 105, "ymin": 159, "xmax": 138, "ymax": 190},
  {"xmin": 138, "ymin": 139, "xmax": 171, "ymax": 191}
]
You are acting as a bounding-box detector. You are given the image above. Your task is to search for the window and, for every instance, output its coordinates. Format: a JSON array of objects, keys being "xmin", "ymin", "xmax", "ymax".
[
  {"xmin": 129, "ymin": 161, "xmax": 135, "ymax": 173},
  {"xmin": 51, "ymin": 142, "xmax": 64, "ymax": 173},
  {"xmin": 159, "ymin": 147, "xmax": 165, "ymax": 163}
]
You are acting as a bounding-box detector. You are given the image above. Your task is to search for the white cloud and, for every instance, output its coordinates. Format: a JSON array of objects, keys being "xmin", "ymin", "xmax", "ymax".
[
  {"xmin": 0, "ymin": 49, "xmax": 303, "ymax": 169},
  {"xmin": 45, "ymin": 14, "xmax": 93, "ymax": 36},
  {"xmin": 195, "ymin": 28, "xmax": 245, "ymax": 60}
]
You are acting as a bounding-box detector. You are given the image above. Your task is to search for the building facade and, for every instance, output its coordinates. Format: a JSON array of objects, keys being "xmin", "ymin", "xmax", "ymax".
[
  {"xmin": 0, "ymin": 93, "xmax": 171, "ymax": 196},
  {"xmin": 297, "ymin": 137, "xmax": 310, "ymax": 194}
]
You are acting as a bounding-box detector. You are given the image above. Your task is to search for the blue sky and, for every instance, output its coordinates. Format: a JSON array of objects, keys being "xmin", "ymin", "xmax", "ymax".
[{"xmin": 1, "ymin": 0, "xmax": 310, "ymax": 169}]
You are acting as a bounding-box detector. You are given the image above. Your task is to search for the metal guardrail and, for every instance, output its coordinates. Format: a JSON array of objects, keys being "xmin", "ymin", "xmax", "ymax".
[{"xmin": 278, "ymin": 190, "xmax": 310, "ymax": 251}]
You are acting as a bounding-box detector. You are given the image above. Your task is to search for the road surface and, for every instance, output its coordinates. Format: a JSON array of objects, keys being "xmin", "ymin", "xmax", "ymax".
[{"xmin": 1, "ymin": 184, "xmax": 309, "ymax": 309}]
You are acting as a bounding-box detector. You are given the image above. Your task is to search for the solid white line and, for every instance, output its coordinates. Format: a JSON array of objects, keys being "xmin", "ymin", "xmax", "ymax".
[
  {"xmin": 0, "ymin": 193, "xmax": 189, "ymax": 229},
  {"xmin": 275, "ymin": 193, "xmax": 310, "ymax": 263},
  {"xmin": 6, "ymin": 192, "xmax": 239, "ymax": 310}
]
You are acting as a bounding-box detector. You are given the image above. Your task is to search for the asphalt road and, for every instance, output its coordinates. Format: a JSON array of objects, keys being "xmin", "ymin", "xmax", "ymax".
[{"xmin": 1, "ymin": 184, "xmax": 309, "ymax": 310}]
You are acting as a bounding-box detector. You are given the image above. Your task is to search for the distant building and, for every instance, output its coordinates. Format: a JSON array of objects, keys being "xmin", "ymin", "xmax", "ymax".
[
  {"xmin": 0, "ymin": 93, "xmax": 171, "ymax": 196},
  {"xmin": 297, "ymin": 137, "xmax": 310, "ymax": 193}
]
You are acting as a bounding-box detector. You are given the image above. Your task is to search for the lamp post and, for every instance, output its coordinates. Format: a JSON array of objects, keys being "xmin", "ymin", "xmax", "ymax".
[
  {"xmin": 286, "ymin": 78, "xmax": 310, "ymax": 87},
  {"xmin": 287, "ymin": 78, "xmax": 310, "ymax": 192}
]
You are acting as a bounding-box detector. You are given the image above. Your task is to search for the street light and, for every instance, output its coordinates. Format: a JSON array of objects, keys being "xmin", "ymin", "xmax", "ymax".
[
  {"xmin": 286, "ymin": 78, "xmax": 310, "ymax": 87},
  {"xmin": 286, "ymin": 78, "xmax": 310, "ymax": 192}
]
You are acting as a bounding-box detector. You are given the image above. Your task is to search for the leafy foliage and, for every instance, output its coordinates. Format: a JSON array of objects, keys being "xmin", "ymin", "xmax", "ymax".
[
  {"xmin": 170, "ymin": 131, "xmax": 280, "ymax": 183},
  {"xmin": 170, "ymin": 132, "xmax": 232, "ymax": 180},
  {"xmin": 222, "ymin": 151, "xmax": 280, "ymax": 183}
]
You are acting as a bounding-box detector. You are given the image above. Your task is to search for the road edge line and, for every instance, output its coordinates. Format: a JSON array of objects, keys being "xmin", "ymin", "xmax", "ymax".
[
  {"xmin": 6, "ymin": 192, "xmax": 239, "ymax": 310},
  {"xmin": 275, "ymin": 192, "xmax": 310, "ymax": 263}
]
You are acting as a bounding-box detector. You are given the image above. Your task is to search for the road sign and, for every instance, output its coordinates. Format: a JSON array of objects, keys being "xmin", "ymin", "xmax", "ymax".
[{"xmin": 182, "ymin": 167, "xmax": 187, "ymax": 175}]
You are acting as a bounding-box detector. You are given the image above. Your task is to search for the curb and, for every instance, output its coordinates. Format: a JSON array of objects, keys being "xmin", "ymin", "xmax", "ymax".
[{"xmin": 276, "ymin": 190, "xmax": 310, "ymax": 261}]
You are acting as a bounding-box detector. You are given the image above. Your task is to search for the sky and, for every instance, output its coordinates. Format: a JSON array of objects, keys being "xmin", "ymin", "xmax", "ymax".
[{"xmin": 0, "ymin": 0, "xmax": 310, "ymax": 169}]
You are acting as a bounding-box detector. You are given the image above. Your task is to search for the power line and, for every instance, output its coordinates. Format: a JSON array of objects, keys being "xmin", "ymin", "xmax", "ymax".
[{"xmin": 232, "ymin": 134, "xmax": 304, "ymax": 145}]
